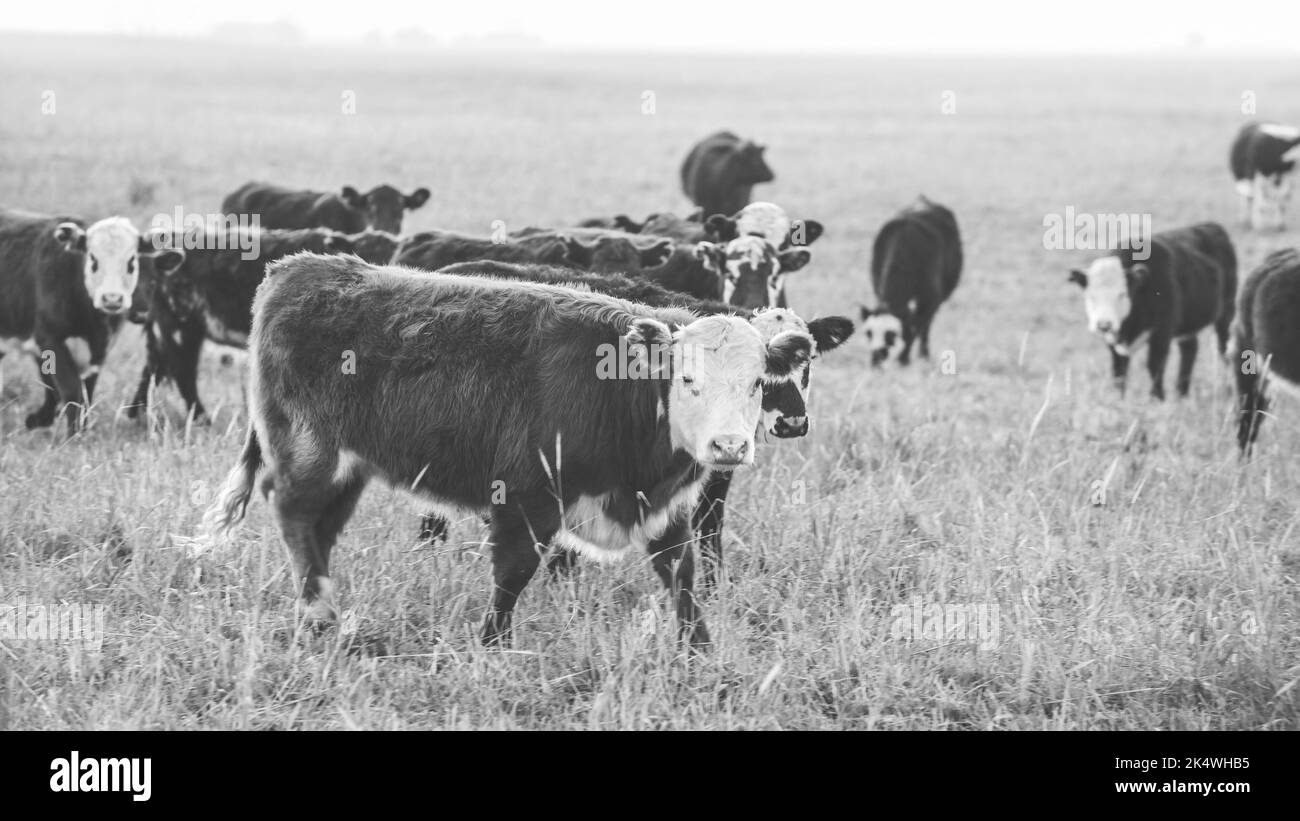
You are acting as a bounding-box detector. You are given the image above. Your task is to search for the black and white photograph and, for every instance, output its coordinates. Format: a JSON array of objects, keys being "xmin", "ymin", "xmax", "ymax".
[{"xmin": 0, "ymin": 0, "xmax": 1296, "ymax": 772}]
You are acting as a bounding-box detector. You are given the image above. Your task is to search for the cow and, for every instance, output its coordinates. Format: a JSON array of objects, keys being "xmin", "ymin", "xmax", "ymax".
[
  {"xmin": 861, "ymin": 197, "xmax": 963, "ymax": 366},
  {"xmin": 694, "ymin": 234, "xmax": 812, "ymax": 309},
  {"xmin": 0, "ymin": 210, "xmax": 184, "ymax": 432},
  {"xmin": 638, "ymin": 210, "xmax": 709, "ymax": 243},
  {"xmin": 345, "ymin": 230, "xmax": 401, "ymax": 265},
  {"xmin": 1232, "ymin": 248, "xmax": 1300, "ymax": 454},
  {"xmin": 424, "ymin": 260, "xmax": 855, "ymax": 585},
  {"xmin": 392, "ymin": 230, "xmax": 571, "ymax": 271},
  {"xmin": 1069, "ymin": 222, "xmax": 1236, "ymax": 400},
  {"xmin": 203, "ymin": 253, "xmax": 815, "ymax": 649},
  {"xmin": 703, "ymin": 202, "xmax": 825, "ymax": 250},
  {"xmin": 221, "ymin": 181, "xmax": 431, "ymax": 235},
  {"xmin": 512, "ymin": 230, "xmax": 674, "ymax": 274},
  {"xmin": 128, "ymin": 228, "xmax": 353, "ymax": 422},
  {"xmin": 681, "ymin": 131, "xmax": 774, "ymax": 218},
  {"xmin": 1229, "ymin": 122, "xmax": 1300, "ymax": 231}
]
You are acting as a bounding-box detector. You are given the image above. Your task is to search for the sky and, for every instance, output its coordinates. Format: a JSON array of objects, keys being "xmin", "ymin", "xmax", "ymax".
[{"xmin": 2, "ymin": 0, "xmax": 1298, "ymax": 53}]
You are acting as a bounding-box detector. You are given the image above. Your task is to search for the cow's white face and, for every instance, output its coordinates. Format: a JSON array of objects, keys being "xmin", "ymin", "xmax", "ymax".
[
  {"xmin": 56, "ymin": 217, "xmax": 143, "ymax": 316},
  {"xmin": 734, "ymin": 202, "xmax": 791, "ymax": 248},
  {"xmin": 862, "ymin": 311, "xmax": 906, "ymax": 365},
  {"xmin": 630, "ymin": 314, "xmax": 810, "ymax": 469},
  {"xmin": 1078, "ymin": 256, "xmax": 1131, "ymax": 344},
  {"xmin": 1251, "ymin": 173, "xmax": 1292, "ymax": 231}
]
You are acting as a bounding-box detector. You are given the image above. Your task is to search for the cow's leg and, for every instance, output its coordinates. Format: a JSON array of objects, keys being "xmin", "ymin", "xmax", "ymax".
[
  {"xmin": 1146, "ymin": 334, "xmax": 1171, "ymax": 401},
  {"xmin": 1214, "ymin": 313, "xmax": 1232, "ymax": 359},
  {"xmin": 1175, "ymin": 336, "xmax": 1198, "ymax": 398},
  {"xmin": 914, "ymin": 302, "xmax": 938, "ymax": 360},
  {"xmin": 1110, "ymin": 349, "xmax": 1130, "ymax": 396},
  {"xmin": 270, "ymin": 446, "xmax": 359, "ymax": 624},
  {"xmin": 127, "ymin": 323, "xmax": 165, "ymax": 419},
  {"xmin": 649, "ymin": 518, "xmax": 710, "ymax": 649},
  {"xmin": 1237, "ymin": 370, "xmax": 1267, "ymax": 455},
  {"xmin": 693, "ymin": 471, "xmax": 733, "ymax": 591},
  {"xmin": 482, "ymin": 496, "xmax": 559, "ymax": 647},
  {"xmin": 173, "ymin": 320, "xmax": 209, "ymax": 423},
  {"xmin": 26, "ymin": 339, "xmax": 85, "ymax": 432}
]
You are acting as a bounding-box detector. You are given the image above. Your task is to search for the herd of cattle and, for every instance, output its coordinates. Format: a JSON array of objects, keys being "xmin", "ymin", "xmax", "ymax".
[{"xmin": 1, "ymin": 123, "xmax": 1298, "ymax": 648}]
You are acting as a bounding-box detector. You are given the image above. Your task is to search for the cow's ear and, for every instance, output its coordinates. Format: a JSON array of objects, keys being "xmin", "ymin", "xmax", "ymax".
[
  {"xmin": 778, "ymin": 248, "xmax": 811, "ymax": 272},
  {"xmin": 340, "ymin": 186, "xmax": 365, "ymax": 209},
  {"xmin": 790, "ymin": 219, "xmax": 823, "ymax": 247},
  {"xmin": 693, "ymin": 241, "xmax": 723, "ymax": 272},
  {"xmin": 1128, "ymin": 263, "xmax": 1151, "ymax": 288},
  {"xmin": 640, "ymin": 239, "xmax": 673, "ymax": 268},
  {"xmin": 405, "ymin": 188, "xmax": 431, "ymax": 210},
  {"xmin": 764, "ymin": 330, "xmax": 813, "ymax": 380},
  {"xmin": 1068, "ymin": 268, "xmax": 1088, "ymax": 288},
  {"xmin": 808, "ymin": 316, "xmax": 855, "ymax": 353},
  {"xmin": 625, "ymin": 317, "xmax": 673, "ymax": 375},
  {"xmin": 704, "ymin": 214, "xmax": 738, "ymax": 241},
  {"xmin": 54, "ymin": 222, "xmax": 86, "ymax": 252},
  {"xmin": 613, "ymin": 215, "xmax": 642, "ymax": 233},
  {"xmin": 148, "ymin": 248, "xmax": 186, "ymax": 274}
]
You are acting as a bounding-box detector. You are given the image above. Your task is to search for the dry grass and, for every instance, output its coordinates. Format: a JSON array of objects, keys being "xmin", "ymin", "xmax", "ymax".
[{"xmin": 1, "ymin": 35, "xmax": 1299, "ymax": 729}]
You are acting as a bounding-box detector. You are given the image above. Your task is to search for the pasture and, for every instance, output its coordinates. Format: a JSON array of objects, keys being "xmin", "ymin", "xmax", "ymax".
[{"xmin": 2, "ymin": 34, "xmax": 1299, "ymax": 729}]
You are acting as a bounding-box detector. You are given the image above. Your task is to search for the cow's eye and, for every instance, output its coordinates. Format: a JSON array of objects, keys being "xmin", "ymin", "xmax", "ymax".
[
  {"xmin": 90, "ymin": 256, "xmax": 99, "ymax": 273},
  {"xmin": 127, "ymin": 258, "xmax": 136, "ymax": 274}
]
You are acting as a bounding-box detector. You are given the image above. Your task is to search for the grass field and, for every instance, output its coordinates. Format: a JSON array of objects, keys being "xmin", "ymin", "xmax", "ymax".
[{"xmin": 2, "ymin": 34, "xmax": 1299, "ymax": 729}]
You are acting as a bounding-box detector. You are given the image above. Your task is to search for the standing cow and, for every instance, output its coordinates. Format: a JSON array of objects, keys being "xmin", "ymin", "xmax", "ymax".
[
  {"xmin": 1069, "ymin": 222, "xmax": 1237, "ymax": 400},
  {"xmin": 204, "ymin": 254, "xmax": 813, "ymax": 649},
  {"xmin": 222, "ymin": 181, "xmax": 431, "ymax": 235},
  {"xmin": 680, "ymin": 131, "xmax": 774, "ymax": 218},
  {"xmin": 861, "ymin": 197, "xmax": 963, "ymax": 366},
  {"xmin": 0, "ymin": 210, "xmax": 183, "ymax": 432},
  {"xmin": 1233, "ymin": 248, "xmax": 1300, "ymax": 453},
  {"xmin": 129, "ymin": 228, "xmax": 354, "ymax": 422},
  {"xmin": 1229, "ymin": 122, "xmax": 1300, "ymax": 231}
]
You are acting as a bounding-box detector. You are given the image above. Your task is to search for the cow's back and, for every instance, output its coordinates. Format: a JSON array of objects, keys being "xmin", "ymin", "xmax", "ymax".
[
  {"xmin": 870, "ymin": 209, "xmax": 954, "ymax": 306},
  {"xmin": 223, "ymin": 181, "xmax": 360, "ymax": 233},
  {"xmin": 681, "ymin": 131, "xmax": 746, "ymax": 214},
  {"xmin": 1238, "ymin": 249, "xmax": 1300, "ymax": 385},
  {"xmin": 1153, "ymin": 222, "xmax": 1235, "ymax": 334}
]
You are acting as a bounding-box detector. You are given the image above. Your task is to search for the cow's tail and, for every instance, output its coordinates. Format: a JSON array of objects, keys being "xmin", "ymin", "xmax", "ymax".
[{"xmin": 201, "ymin": 424, "xmax": 265, "ymax": 544}]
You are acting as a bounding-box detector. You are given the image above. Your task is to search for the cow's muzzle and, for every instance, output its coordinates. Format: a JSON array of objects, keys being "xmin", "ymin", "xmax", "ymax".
[{"xmin": 772, "ymin": 415, "xmax": 808, "ymax": 438}]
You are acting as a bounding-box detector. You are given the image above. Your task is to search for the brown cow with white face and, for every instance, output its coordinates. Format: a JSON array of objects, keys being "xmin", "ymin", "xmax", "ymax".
[{"xmin": 204, "ymin": 254, "xmax": 813, "ymax": 649}]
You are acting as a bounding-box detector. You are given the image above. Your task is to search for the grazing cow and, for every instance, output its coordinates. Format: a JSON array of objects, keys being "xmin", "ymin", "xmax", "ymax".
[
  {"xmin": 129, "ymin": 228, "xmax": 352, "ymax": 422},
  {"xmin": 1229, "ymin": 122, "xmax": 1300, "ymax": 231},
  {"xmin": 392, "ymin": 230, "xmax": 571, "ymax": 270},
  {"xmin": 681, "ymin": 131, "xmax": 774, "ymax": 218},
  {"xmin": 345, "ymin": 230, "xmax": 401, "ymax": 265},
  {"xmin": 1232, "ymin": 248, "xmax": 1300, "ymax": 453},
  {"xmin": 704, "ymin": 202, "xmax": 825, "ymax": 250},
  {"xmin": 1069, "ymin": 222, "xmax": 1236, "ymax": 400},
  {"xmin": 204, "ymin": 253, "xmax": 814, "ymax": 649},
  {"xmin": 221, "ymin": 181, "xmax": 431, "ymax": 235},
  {"xmin": 861, "ymin": 197, "xmax": 963, "ymax": 366},
  {"xmin": 0, "ymin": 210, "xmax": 183, "ymax": 432},
  {"xmin": 694, "ymin": 234, "xmax": 812, "ymax": 309},
  {"xmin": 426, "ymin": 260, "xmax": 855, "ymax": 585},
  {"xmin": 513, "ymin": 230, "xmax": 674, "ymax": 274}
]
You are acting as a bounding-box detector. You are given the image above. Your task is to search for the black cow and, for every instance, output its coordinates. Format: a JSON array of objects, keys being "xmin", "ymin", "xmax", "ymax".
[
  {"xmin": 204, "ymin": 254, "xmax": 814, "ymax": 649},
  {"xmin": 129, "ymin": 228, "xmax": 352, "ymax": 422},
  {"xmin": 393, "ymin": 230, "xmax": 571, "ymax": 270},
  {"xmin": 0, "ymin": 211, "xmax": 183, "ymax": 432},
  {"xmin": 680, "ymin": 131, "xmax": 774, "ymax": 218},
  {"xmin": 1233, "ymin": 248, "xmax": 1300, "ymax": 453},
  {"xmin": 427, "ymin": 260, "xmax": 855, "ymax": 585},
  {"xmin": 222, "ymin": 181, "xmax": 431, "ymax": 235},
  {"xmin": 1069, "ymin": 222, "xmax": 1237, "ymax": 400},
  {"xmin": 1229, "ymin": 122, "xmax": 1300, "ymax": 231},
  {"xmin": 861, "ymin": 197, "xmax": 963, "ymax": 366},
  {"xmin": 512, "ymin": 230, "xmax": 674, "ymax": 274}
]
